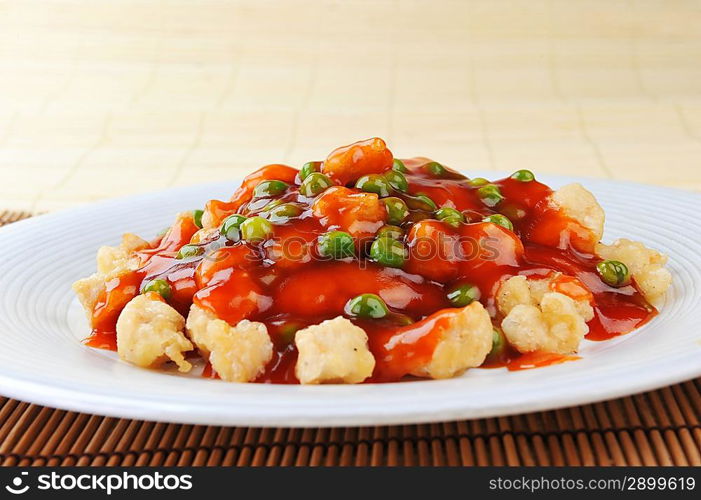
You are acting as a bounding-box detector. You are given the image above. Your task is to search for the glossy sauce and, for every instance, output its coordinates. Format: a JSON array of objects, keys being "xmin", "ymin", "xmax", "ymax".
[
  {"xmin": 85, "ymin": 150, "xmax": 656, "ymax": 382},
  {"xmin": 506, "ymin": 351, "xmax": 581, "ymax": 371}
]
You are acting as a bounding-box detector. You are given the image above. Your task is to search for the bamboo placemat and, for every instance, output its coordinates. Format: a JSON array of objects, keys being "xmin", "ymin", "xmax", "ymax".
[{"xmin": 2, "ymin": 211, "xmax": 701, "ymax": 467}]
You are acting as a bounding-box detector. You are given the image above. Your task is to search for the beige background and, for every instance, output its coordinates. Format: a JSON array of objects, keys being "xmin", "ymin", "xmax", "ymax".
[{"xmin": 1, "ymin": 0, "xmax": 700, "ymax": 212}]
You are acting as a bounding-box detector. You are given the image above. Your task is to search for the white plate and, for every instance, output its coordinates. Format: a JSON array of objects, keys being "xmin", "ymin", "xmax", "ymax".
[{"xmin": 0, "ymin": 173, "xmax": 700, "ymax": 427}]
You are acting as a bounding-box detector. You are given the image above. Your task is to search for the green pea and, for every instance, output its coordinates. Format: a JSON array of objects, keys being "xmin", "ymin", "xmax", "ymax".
[
  {"xmin": 253, "ymin": 180, "xmax": 289, "ymax": 198},
  {"xmin": 278, "ymin": 322, "xmax": 301, "ymax": 344},
  {"xmin": 384, "ymin": 170, "xmax": 409, "ymax": 192},
  {"xmin": 268, "ymin": 203, "xmax": 303, "ymax": 221},
  {"xmin": 370, "ymin": 237, "xmax": 406, "ymax": 268},
  {"xmin": 441, "ymin": 216, "xmax": 463, "ymax": 228},
  {"xmin": 486, "ymin": 327, "xmax": 507, "ymax": 363},
  {"xmin": 355, "ymin": 174, "xmax": 391, "ymax": 197},
  {"xmin": 511, "ymin": 169, "xmax": 535, "ymax": 182},
  {"xmin": 240, "ymin": 216, "xmax": 274, "ymax": 242},
  {"xmin": 261, "ymin": 199, "xmax": 284, "ymax": 212},
  {"xmin": 220, "ymin": 214, "xmax": 247, "ymax": 241},
  {"xmin": 446, "ymin": 283, "xmax": 481, "ymax": 307},
  {"xmin": 424, "ymin": 161, "xmax": 447, "ymax": 177},
  {"xmin": 469, "ymin": 177, "xmax": 489, "ymax": 187},
  {"xmin": 406, "ymin": 193, "xmax": 437, "ymax": 211},
  {"xmin": 192, "ymin": 209, "xmax": 204, "ymax": 229},
  {"xmin": 318, "ymin": 230, "xmax": 355, "ymax": 259},
  {"xmin": 300, "ymin": 161, "xmax": 321, "ymax": 181},
  {"xmin": 388, "ymin": 312, "xmax": 414, "ymax": 326},
  {"xmin": 596, "ymin": 260, "xmax": 630, "ymax": 287},
  {"xmin": 300, "ymin": 172, "xmax": 333, "ymax": 197},
  {"xmin": 382, "ymin": 197, "xmax": 410, "ymax": 224},
  {"xmin": 142, "ymin": 279, "xmax": 172, "ymax": 300},
  {"xmin": 392, "ymin": 158, "xmax": 408, "ymax": 173},
  {"xmin": 345, "ymin": 293, "xmax": 389, "ymax": 319},
  {"xmin": 176, "ymin": 244, "xmax": 205, "ymax": 260},
  {"xmin": 418, "ymin": 193, "xmax": 437, "ymax": 211},
  {"xmin": 376, "ymin": 225, "xmax": 403, "ymax": 240},
  {"xmin": 482, "ymin": 214, "xmax": 514, "ymax": 231},
  {"xmin": 477, "ymin": 184, "xmax": 504, "ymax": 208},
  {"xmin": 436, "ymin": 206, "xmax": 465, "ymax": 222}
]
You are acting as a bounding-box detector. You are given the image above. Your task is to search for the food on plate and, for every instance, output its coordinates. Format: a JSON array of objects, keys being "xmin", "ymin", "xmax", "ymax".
[
  {"xmin": 73, "ymin": 138, "xmax": 672, "ymax": 383},
  {"xmin": 595, "ymin": 239, "xmax": 672, "ymax": 305},
  {"xmin": 115, "ymin": 293, "xmax": 192, "ymax": 372},
  {"xmin": 186, "ymin": 304, "xmax": 272, "ymax": 382},
  {"xmin": 294, "ymin": 316, "xmax": 375, "ymax": 384},
  {"xmin": 496, "ymin": 274, "xmax": 593, "ymax": 354}
]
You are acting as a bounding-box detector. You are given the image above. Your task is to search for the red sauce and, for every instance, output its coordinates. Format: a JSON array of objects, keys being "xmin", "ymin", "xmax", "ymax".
[
  {"xmin": 366, "ymin": 309, "xmax": 455, "ymax": 381},
  {"xmin": 506, "ymin": 351, "xmax": 581, "ymax": 371},
  {"xmin": 85, "ymin": 138, "xmax": 657, "ymax": 382},
  {"xmin": 202, "ymin": 362, "xmax": 219, "ymax": 379},
  {"xmin": 84, "ymin": 330, "xmax": 117, "ymax": 351},
  {"xmin": 256, "ymin": 345, "xmax": 299, "ymax": 384}
]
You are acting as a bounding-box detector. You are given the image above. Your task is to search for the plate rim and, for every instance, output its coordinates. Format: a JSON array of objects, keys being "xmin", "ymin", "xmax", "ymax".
[{"xmin": 0, "ymin": 349, "xmax": 699, "ymax": 427}]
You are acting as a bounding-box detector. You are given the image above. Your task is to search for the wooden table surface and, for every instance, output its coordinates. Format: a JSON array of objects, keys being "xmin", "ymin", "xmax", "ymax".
[{"xmin": 1, "ymin": 0, "xmax": 700, "ymax": 211}]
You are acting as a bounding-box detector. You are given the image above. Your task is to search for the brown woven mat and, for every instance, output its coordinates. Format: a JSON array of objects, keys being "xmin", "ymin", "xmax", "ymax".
[{"xmin": 1, "ymin": 210, "xmax": 700, "ymax": 467}]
